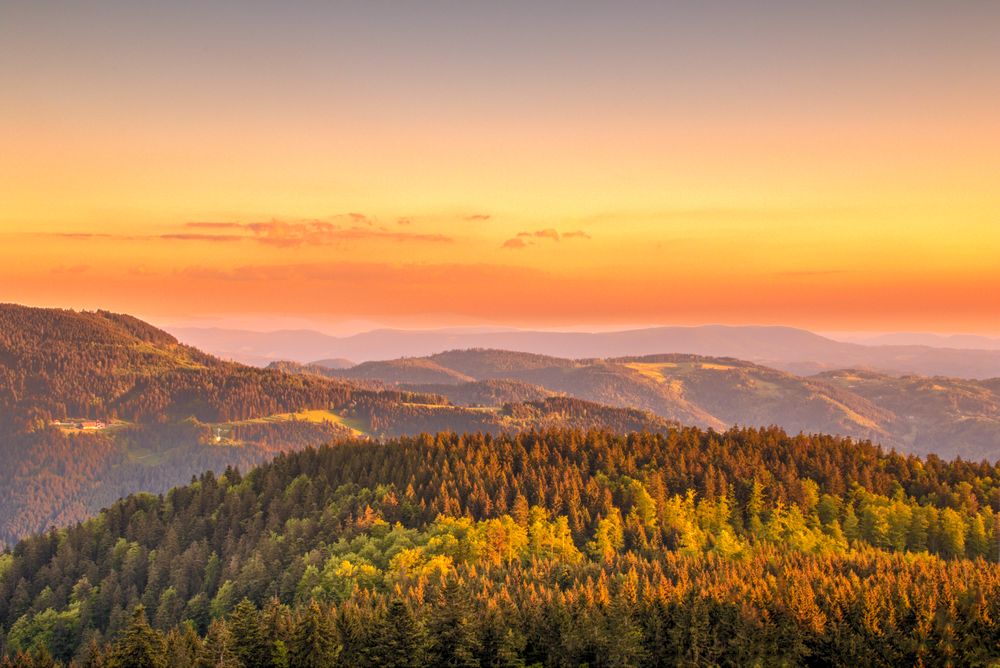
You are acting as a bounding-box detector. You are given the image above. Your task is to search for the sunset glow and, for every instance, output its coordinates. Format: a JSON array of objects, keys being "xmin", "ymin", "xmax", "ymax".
[{"xmin": 3, "ymin": 2, "xmax": 998, "ymax": 332}]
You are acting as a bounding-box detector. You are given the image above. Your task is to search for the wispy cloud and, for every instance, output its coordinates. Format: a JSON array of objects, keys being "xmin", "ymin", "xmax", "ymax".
[
  {"xmin": 161, "ymin": 233, "xmax": 244, "ymax": 242},
  {"xmin": 185, "ymin": 222, "xmax": 242, "ymax": 229},
  {"xmin": 38, "ymin": 215, "xmax": 453, "ymax": 248},
  {"xmin": 502, "ymin": 228, "xmax": 591, "ymax": 249},
  {"xmin": 464, "ymin": 214, "xmax": 492, "ymax": 221},
  {"xmin": 501, "ymin": 237, "xmax": 530, "ymax": 250},
  {"xmin": 244, "ymin": 219, "xmax": 452, "ymax": 247},
  {"xmin": 517, "ymin": 228, "xmax": 560, "ymax": 241},
  {"xmin": 52, "ymin": 232, "xmax": 119, "ymax": 240}
]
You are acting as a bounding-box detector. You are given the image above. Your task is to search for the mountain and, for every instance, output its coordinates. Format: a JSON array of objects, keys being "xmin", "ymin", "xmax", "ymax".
[
  {"xmin": 2, "ymin": 427, "xmax": 997, "ymax": 665},
  {"xmin": 842, "ymin": 332, "xmax": 1000, "ymax": 350},
  {"xmin": 281, "ymin": 348, "xmax": 1000, "ymax": 460},
  {"xmin": 0, "ymin": 306, "xmax": 671, "ymax": 544},
  {"xmin": 171, "ymin": 323, "xmax": 1000, "ymax": 378},
  {"xmin": 311, "ymin": 357, "xmax": 355, "ymax": 369}
]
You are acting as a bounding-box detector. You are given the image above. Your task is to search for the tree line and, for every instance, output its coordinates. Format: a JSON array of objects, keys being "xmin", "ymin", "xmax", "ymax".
[{"xmin": 1, "ymin": 427, "xmax": 998, "ymax": 665}]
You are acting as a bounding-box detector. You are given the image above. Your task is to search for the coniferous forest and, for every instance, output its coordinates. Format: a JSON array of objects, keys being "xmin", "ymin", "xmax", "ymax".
[
  {"xmin": 7, "ymin": 0, "xmax": 1000, "ymax": 665},
  {"xmin": 2, "ymin": 427, "xmax": 999, "ymax": 666}
]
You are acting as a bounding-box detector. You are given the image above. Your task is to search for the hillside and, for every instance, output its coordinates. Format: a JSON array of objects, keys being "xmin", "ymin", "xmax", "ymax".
[
  {"xmin": 403, "ymin": 378, "xmax": 556, "ymax": 406},
  {"xmin": 172, "ymin": 323, "xmax": 1000, "ymax": 378},
  {"xmin": 818, "ymin": 370, "xmax": 1000, "ymax": 459},
  {"xmin": 0, "ymin": 306, "xmax": 674, "ymax": 544},
  {"xmin": 282, "ymin": 348, "xmax": 1000, "ymax": 459},
  {"xmin": 321, "ymin": 358, "xmax": 475, "ymax": 385},
  {"xmin": 2, "ymin": 427, "xmax": 998, "ymax": 665}
]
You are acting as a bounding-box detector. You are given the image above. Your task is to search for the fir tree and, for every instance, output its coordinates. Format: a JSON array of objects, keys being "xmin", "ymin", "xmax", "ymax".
[
  {"xmin": 108, "ymin": 606, "xmax": 166, "ymax": 668},
  {"xmin": 288, "ymin": 601, "xmax": 340, "ymax": 668}
]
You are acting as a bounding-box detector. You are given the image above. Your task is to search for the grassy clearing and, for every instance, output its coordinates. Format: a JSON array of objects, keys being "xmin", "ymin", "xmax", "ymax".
[
  {"xmin": 224, "ymin": 408, "xmax": 369, "ymax": 437},
  {"xmin": 624, "ymin": 362, "xmax": 677, "ymax": 383}
]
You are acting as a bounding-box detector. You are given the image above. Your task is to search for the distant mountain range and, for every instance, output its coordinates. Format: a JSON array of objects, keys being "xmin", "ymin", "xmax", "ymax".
[
  {"xmin": 171, "ymin": 324, "xmax": 1000, "ymax": 379},
  {"xmin": 842, "ymin": 332, "xmax": 1000, "ymax": 350},
  {"xmin": 275, "ymin": 348, "xmax": 1000, "ymax": 461}
]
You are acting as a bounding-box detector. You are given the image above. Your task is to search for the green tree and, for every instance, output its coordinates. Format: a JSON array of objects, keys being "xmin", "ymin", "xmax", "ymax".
[
  {"xmin": 369, "ymin": 599, "xmax": 429, "ymax": 667},
  {"xmin": 288, "ymin": 600, "xmax": 340, "ymax": 668},
  {"xmin": 109, "ymin": 606, "xmax": 166, "ymax": 668},
  {"xmin": 229, "ymin": 599, "xmax": 270, "ymax": 668},
  {"xmin": 196, "ymin": 619, "xmax": 240, "ymax": 668}
]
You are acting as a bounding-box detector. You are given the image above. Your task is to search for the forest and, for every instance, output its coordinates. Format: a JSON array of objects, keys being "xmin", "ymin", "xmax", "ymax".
[{"xmin": 1, "ymin": 427, "xmax": 998, "ymax": 666}]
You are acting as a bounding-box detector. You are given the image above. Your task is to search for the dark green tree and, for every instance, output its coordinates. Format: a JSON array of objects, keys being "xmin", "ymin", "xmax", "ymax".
[
  {"xmin": 229, "ymin": 599, "xmax": 270, "ymax": 668},
  {"xmin": 108, "ymin": 606, "xmax": 166, "ymax": 668},
  {"xmin": 288, "ymin": 601, "xmax": 340, "ymax": 668}
]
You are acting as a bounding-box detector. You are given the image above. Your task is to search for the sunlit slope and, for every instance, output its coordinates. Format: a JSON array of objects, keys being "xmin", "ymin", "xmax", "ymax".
[{"xmin": 290, "ymin": 348, "xmax": 1000, "ymax": 459}]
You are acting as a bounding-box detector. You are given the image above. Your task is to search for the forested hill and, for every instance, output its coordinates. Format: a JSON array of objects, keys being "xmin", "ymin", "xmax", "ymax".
[
  {"xmin": 0, "ymin": 304, "xmax": 366, "ymax": 432},
  {"xmin": 0, "ymin": 305, "xmax": 673, "ymax": 545},
  {"xmin": 2, "ymin": 427, "xmax": 999, "ymax": 666}
]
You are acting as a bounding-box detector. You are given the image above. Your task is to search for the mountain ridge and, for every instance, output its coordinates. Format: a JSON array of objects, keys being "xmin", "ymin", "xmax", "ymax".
[
  {"xmin": 172, "ymin": 323, "xmax": 1000, "ymax": 378},
  {"xmin": 279, "ymin": 348, "xmax": 1000, "ymax": 460}
]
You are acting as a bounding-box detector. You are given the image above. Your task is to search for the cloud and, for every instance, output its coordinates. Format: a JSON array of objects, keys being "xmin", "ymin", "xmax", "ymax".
[
  {"xmin": 161, "ymin": 233, "xmax": 244, "ymax": 242},
  {"xmin": 503, "ymin": 228, "xmax": 591, "ymax": 248},
  {"xmin": 501, "ymin": 237, "xmax": 531, "ymax": 250},
  {"xmin": 244, "ymin": 219, "xmax": 452, "ymax": 247},
  {"xmin": 515, "ymin": 229, "xmax": 562, "ymax": 241},
  {"xmin": 464, "ymin": 214, "xmax": 492, "ymax": 221},
  {"xmin": 37, "ymin": 213, "xmax": 454, "ymax": 248},
  {"xmin": 52, "ymin": 232, "xmax": 117, "ymax": 240},
  {"xmin": 185, "ymin": 222, "xmax": 242, "ymax": 229}
]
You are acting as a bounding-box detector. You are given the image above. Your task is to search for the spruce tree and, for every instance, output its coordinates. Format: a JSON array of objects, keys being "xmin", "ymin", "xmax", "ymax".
[
  {"xmin": 195, "ymin": 619, "xmax": 240, "ymax": 668},
  {"xmin": 288, "ymin": 600, "xmax": 340, "ymax": 668},
  {"xmin": 109, "ymin": 605, "xmax": 166, "ymax": 668},
  {"xmin": 229, "ymin": 599, "xmax": 269, "ymax": 668}
]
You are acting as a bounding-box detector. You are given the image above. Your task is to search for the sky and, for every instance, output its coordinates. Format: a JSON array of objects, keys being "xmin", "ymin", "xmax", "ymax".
[{"xmin": 2, "ymin": 1, "xmax": 998, "ymax": 333}]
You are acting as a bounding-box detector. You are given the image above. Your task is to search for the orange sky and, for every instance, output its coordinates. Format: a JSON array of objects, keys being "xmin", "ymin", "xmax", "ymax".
[{"xmin": 2, "ymin": 2, "xmax": 998, "ymax": 333}]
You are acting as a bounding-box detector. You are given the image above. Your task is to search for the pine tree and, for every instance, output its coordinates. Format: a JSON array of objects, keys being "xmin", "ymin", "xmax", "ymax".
[
  {"xmin": 229, "ymin": 599, "xmax": 269, "ymax": 668},
  {"xmin": 369, "ymin": 599, "xmax": 429, "ymax": 667},
  {"xmin": 195, "ymin": 619, "xmax": 240, "ymax": 668},
  {"xmin": 427, "ymin": 581, "xmax": 481, "ymax": 667},
  {"xmin": 164, "ymin": 622, "xmax": 201, "ymax": 668},
  {"xmin": 288, "ymin": 600, "xmax": 340, "ymax": 668},
  {"xmin": 109, "ymin": 605, "xmax": 166, "ymax": 668}
]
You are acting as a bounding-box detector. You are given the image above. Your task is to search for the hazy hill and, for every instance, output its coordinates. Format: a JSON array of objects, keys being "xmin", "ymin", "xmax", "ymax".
[
  {"xmin": 0, "ymin": 305, "xmax": 673, "ymax": 543},
  {"xmin": 171, "ymin": 323, "xmax": 1000, "ymax": 378},
  {"xmin": 285, "ymin": 348, "xmax": 1000, "ymax": 460},
  {"xmin": 843, "ymin": 332, "xmax": 1000, "ymax": 350}
]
